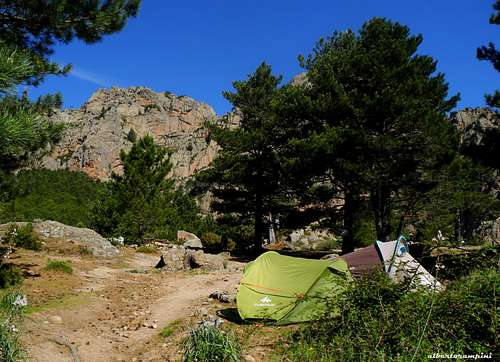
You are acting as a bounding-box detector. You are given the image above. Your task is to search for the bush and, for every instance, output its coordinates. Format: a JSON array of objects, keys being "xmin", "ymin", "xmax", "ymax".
[
  {"xmin": 315, "ymin": 238, "xmax": 341, "ymax": 251},
  {"xmin": 0, "ymin": 265, "xmax": 23, "ymax": 289},
  {"xmin": 136, "ymin": 245, "xmax": 157, "ymax": 254},
  {"xmin": 182, "ymin": 326, "xmax": 241, "ymax": 362},
  {"xmin": 3, "ymin": 224, "xmax": 41, "ymax": 251},
  {"xmin": 201, "ymin": 232, "xmax": 222, "ymax": 253},
  {"xmin": 44, "ymin": 260, "xmax": 73, "ymax": 274},
  {"xmin": 0, "ymin": 291, "xmax": 26, "ymax": 361},
  {"xmin": 279, "ymin": 269, "xmax": 498, "ymax": 361}
]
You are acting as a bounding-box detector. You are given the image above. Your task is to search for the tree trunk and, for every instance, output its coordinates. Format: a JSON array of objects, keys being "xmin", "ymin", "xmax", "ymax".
[
  {"xmin": 341, "ymin": 189, "xmax": 358, "ymax": 255},
  {"xmin": 371, "ymin": 184, "xmax": 392, "ymax": 241},
  {"xmin": 253, "ymin": 188, "xmax": 264, "ymax": 252}
]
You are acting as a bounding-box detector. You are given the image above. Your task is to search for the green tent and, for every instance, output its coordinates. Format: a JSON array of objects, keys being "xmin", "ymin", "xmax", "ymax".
[{"xmin": 236, "ymin": 251, "xmax": 350, "ymax": 324}]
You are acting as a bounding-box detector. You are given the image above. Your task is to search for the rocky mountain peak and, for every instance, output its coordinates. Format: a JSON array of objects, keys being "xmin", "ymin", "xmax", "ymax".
[{"xmin": 40, "ymin": 86, "xmax": 219, "ymax": 180}]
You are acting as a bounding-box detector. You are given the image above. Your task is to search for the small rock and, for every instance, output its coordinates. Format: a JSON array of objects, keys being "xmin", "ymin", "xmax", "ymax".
[
  {"xmin": 244, "ymin": 354, "xmax": 256, "ymax": 362},
  {"xmin": 49, "ymin": 315, "xmax": 63, "ymax": 324},
  {"xmin": 199, "ymin": 307, "xmax": 208, "ymax": 316}
]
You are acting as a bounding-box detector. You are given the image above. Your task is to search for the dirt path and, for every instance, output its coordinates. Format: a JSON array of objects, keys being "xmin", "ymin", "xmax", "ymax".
[{"xmin": 23, "ymin": 252, "xmax": 243, "ymax": 362}]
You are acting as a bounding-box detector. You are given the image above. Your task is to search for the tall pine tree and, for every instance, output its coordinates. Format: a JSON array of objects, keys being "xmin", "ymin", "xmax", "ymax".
[
  {"xmin": 286, "ymin": 18, "xmax": 458, "ymax": 252},
  {"xmin": 197, "ymin": 63, "xmax": 286, "ymax": 251}
]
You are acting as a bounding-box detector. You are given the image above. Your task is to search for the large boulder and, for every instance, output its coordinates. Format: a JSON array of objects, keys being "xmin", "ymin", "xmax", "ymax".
[
  {"xmin": 177, "ymin": 230, "xmax": 203, "ymax": 249},
  {"xmin": 187, "ymin": 250, "xmax": 224, "ymax": 270},
  {"xmin": 159, "ymin": 245, "xmax": 224, "ymax": 271},
  {"xmin": 0, "ymin": 220, "xmax": 119, "ymax": 257}
]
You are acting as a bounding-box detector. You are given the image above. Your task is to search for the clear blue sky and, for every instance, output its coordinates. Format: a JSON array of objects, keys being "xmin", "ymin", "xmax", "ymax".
[{"xmin": 27, "ymin": 0, "xmax": 499, "ymax": 115}]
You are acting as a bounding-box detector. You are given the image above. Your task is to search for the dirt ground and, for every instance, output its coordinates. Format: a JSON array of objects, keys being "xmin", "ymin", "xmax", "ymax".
[{"xmin": 7, "ymin": 241, "xmax": 270, "ymax": 362}]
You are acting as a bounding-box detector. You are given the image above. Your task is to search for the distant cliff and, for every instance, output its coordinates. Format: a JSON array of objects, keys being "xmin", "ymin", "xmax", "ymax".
[{"xmin": 40, "ymin": 87, "xmax": 219, "ymax": 181}]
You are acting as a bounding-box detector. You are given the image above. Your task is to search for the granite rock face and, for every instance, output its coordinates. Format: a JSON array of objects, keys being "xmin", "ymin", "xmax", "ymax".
[
  {"xmin": 40, "ymin": 87, "xmax": 220, "ymax": 181},
  {"xmin": 451, "ymin": 108, "xmax": 499, "ymax": 149}
]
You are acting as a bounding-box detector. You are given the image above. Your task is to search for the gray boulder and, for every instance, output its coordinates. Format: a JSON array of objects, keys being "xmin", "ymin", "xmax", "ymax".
[
  {"xmin": 0, "ymin": 220, "xmax": 119, "ymax": 257},
  {"xmin": 177, "ymin": 230, "xmax": 203, "ymax": 249},
  {"xmin": 159, "ymin": 246, "xmax": 224, "ymax": 271}
]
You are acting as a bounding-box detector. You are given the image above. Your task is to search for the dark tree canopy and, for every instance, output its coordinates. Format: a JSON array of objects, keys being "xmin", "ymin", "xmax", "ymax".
[
  {"xmin": 477, "ymin": 0, "xmax": 500, "ymax": 107},
  {"xmin": 0, "ymin": 0, "xmax": 141, "ymax": 84},
  {"xmin": 197, "ymin": 63, "xmax": 287, "ymax": 251},
  {"xmin": 287, "ymin": 18, "xmax": 459, "ymax": 251}
]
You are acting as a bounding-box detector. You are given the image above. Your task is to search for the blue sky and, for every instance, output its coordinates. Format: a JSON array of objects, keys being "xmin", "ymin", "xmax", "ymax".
[{"xmin": 27, "ymin": 0, "xmax": 498, "ymax": 115}]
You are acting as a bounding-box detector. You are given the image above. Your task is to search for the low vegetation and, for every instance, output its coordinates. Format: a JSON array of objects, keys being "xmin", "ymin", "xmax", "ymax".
[
  {"xmin": 0, "ymin": 291, "xmax": 26, "ymax": 362},
  {"xmin": 44, "ymin": 260, "xmax": 73, "ymax": 274},
  {"xmin": 0, "ymin": 265, "xmax": 23, "ymax": 289},
  {"xmin": 182, "ymin": 325, "xmax": 241, "ymax": 362},
  {"xmin": 159, "ymin": 319, "xmax": 182, "ymax": 338},
  {"xmin": 2, "ymin": 223, "xmax": 41, "ymax": 251},
  {"xmin": 135, "ymin": 245, "xmax": 157, "ymax": 254},
  {"xmin": 278, "ymin": 269, "xmax": 498, "ymax": 361}
]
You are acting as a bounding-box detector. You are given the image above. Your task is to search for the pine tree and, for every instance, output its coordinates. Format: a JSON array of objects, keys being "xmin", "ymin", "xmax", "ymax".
[
  {"xmin": 196, "ymin": 63, "xmax": 286, "ymax": 251},
  {"xmin": 477, "ymin": 0, "xmax": 500, "ymax": 107},
  {"xmin": 0, "ymin": 45, "xmax": 62, "ymax": 171},
  {"xmin": 92, "ymin": 135, "xmax": 173, "ymax": 242},
  {"xmin": 0, "ymin": 0, "xmax": 141, "ymax": 84},
  {"xmin": 287, "ymin": 18, "xmax": 458, "ymax": 252}
]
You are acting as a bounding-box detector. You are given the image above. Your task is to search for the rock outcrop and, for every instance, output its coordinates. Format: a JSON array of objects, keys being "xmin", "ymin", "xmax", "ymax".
[
  {"xmin": 0, "ymin": 220, "xmax": 119, "ymax": 257},
  {"xmin": 40, "ymin": 87, "xmax": 219, "ymax": 181},
  {"xmin": 451, "ymin": 108, "xmax": 499, "ymax": 149}
]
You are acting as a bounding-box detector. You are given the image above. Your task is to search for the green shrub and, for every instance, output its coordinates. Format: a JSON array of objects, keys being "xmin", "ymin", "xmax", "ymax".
[
  {"xmin": 201, "ymin": 232, "xmax": 222, "ymax": 253},
  {"xmin": 315, "ymin": 238, "xmax": 341, "ymax": 251},
  {"xmin": 3, "ymin": 224, "xmax": 41, "ymax": 251},
  {"xmin": 0, "ymin": 291, "xmax": 26, "ymax": 361},
  {"xmin": 44, "ymin": 260, "xmax": 73, "ymax": 274},
  {"xmin": 136, "ymin": 245, "xmax": 157, "ymax": 254},
  {"xmin": 278, "ymin": 269, "xmax": 498, "ymax": 361},
  {"xmin": 182, "ymin": 326, "xmax": 241, "ymax": 362},
  {"xmin": 0, "ymin": 265, "xmax": 23, "ymax": 289}
]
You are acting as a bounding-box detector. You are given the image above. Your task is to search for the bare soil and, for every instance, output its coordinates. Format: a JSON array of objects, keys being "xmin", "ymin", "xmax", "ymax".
[{"xmin": 9, "ymin": 243, "xmax": 247, "ymax": 362}]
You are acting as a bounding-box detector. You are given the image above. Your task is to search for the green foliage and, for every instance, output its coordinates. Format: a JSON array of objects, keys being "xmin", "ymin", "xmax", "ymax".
[
  {"xmin": 159, "ymin": 319, "xmax": 182, "ymax": 338},
  {"xmin": 0, "ymin": 0, "xmax": 141, "ymax": 85},
  {"xmin": 200, "ymin": 232, "xmax": 222, "ymax": 253},
  {"xmin": 0, "ymin": 265, "xmax": 23, "ymax": 289},
  {"xmin": 196, "ymin": 63, "xmax": 289, "ymax": 250},
  {"xmin": 0, "ymin": 169, "xmax": 103, "ymax": 227},
  {"xmin": 431, "ymin": 246, "xmax": 499, "ymax": 281},
  {"xmin": 126, "ymin": 128, "xmax": 137, "ymax": 143},
  {"xmin": 182, "ymin": 326, "xmax": 241, "ymax": 362},
  {"xmin": 315, "ymin": 238, "xmax": 341, "ymax": 251},
  {"xmin": 416, "ymin": 156, "xmax": 500, "ymax": 244},
  {"xmin": 44, "ymin": 260, "xmax": 73, "ymax": 274},
  {"xmin": 0, "ymin": 44, "xmax": 63, "ymax": 171},
  {"xmin": 279, "ymin": 269, "xmax": 498, "ymax": 361},
  {"xmin": 135, "ymin": 245, "xmax": 157, "ymax": 254},
  {"xmin": 92, "ymin": 136, "xmax": 215, "ymax": 243},
  {"xmin": 280, "ymin": 18, "xmax": 459, "ymax": 252},
  {"xmin": 477, "ymin": 1, "xmax": 500, "ymax": 107},
  {"xmin": 0, "ymin": 291, "xmax": 26, "ymax": 361},
  {"xmin": 2, "ymin": 223, "xmax": 41, "ymax": 251}
]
